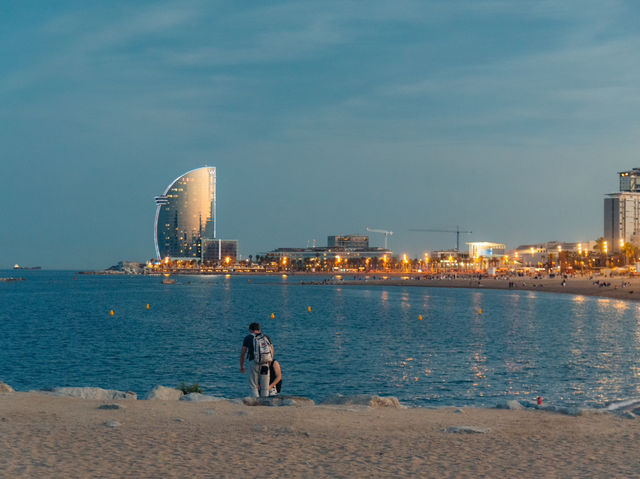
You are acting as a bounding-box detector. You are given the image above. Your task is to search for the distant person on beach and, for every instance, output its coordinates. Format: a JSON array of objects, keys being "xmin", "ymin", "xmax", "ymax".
[
  {"xmin": 240, "ymin": 322, "xmax": 273, "ymax": 398},
  {"xmin": 268, "ymin": 359, "xmax": 282, "ymax": 396}
]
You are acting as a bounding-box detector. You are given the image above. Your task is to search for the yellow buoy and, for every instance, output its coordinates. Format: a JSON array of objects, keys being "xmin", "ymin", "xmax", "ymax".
[
  {"xmin": 109, "ymin": 310, "xmax": 115, "ymax": 316},
  {"xmin": 270, "ymin": 313, "xmax": 275, "ymax": 319},
  {"xmin": 477, "ymin": 308, "xmax": 483, "ymax": 315},
  {"xmin": 307, "ymin": 306, "xmax": 312, "ymax": 312},
  {"xmin": 418, "ymin": 315, "xmax": 423, "ymax": 321},
  {"xmin": 146, "ymin": 304, "xmax": 150, "ymax": 310}
]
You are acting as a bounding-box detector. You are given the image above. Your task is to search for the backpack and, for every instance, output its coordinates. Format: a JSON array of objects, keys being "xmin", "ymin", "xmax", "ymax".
[{"xmin": 253, "ymin": 333, "xmax": 273, "ymax": 365}]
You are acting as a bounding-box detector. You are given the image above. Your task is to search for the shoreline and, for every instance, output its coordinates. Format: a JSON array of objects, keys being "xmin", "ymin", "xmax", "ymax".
[
  {"xmin": 332, "ymin": 275, "xmax": 640, "ymax": 302},
  {"xmin": 0, "ymin": 391, "xmax": 638, "ymax": 477},
  {"xmin": 14, "ymin": 269, "xmax": 640, "ymax": 302}
]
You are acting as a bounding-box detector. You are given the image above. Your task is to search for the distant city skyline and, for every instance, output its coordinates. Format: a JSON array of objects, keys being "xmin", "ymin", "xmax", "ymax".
[{"xmin": 3, "ymin": 1, "xmax": 640, "ymax": 269}]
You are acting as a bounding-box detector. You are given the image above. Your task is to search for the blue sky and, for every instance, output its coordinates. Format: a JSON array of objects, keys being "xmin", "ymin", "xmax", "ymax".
[{"xmin": 2, "ymin": 1, "xmax": 640, "ymax": 269}]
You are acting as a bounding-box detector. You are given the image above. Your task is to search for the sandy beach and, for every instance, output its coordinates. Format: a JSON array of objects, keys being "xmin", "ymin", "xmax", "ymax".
[
  {"xmin": 337, "ymin": 275, "xmax": 640, "ymax": 302},
  {"xmin": 0, "ymin": 392, "xmax": 638, "ymax": 478}
]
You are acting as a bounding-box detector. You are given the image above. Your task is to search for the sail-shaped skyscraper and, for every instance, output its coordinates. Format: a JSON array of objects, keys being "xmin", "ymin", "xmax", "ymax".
[{"xmin": 154, "ymin": 167, "xmax": 216, "ymax": 260}]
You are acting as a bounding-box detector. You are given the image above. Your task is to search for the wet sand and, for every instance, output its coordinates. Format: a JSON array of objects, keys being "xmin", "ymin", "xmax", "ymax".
[{"xmin": 0, "ymin": 393, "xmax": 638, "ymax": 478}]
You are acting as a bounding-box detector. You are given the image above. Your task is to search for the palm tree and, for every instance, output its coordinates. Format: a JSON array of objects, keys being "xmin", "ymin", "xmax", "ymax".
[{"xmin": 622, "ymin": 242, "xmax": 638, "ymax": 265}]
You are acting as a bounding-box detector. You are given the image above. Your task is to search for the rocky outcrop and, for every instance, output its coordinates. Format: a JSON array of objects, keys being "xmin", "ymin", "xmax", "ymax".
[
  {"xmin": 242, "ymin": 396, "xmax": 315, "ymax": 407},
  {"xmin": 319, "ymin": 394, "xmax": 401, "ymax": 408},
  {"xmin": 145, "ymin": 385, "xmax": 184, "ymax": 401},
  {"xmin": 495, "ymin": 400, "xmax": 524, "ymax": 410},
  {"xmin": 0, "ymin": 382, "xmax": 15, "ymax": 393},
  {"xmin": 606, "ymin": 397, "xmax": 640, "ymax": 416},
  {"xmin": 48, "ymin": 387, "xmax": 137, "ymax": 400}
]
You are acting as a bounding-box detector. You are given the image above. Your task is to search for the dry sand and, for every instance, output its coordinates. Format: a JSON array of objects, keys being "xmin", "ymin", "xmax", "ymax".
[
  {"xmin": 0, "ymin": 393, "xmax": 639, "ymax": 478},
  {"xmin": 339, "ymin": 275, "xmax": 640, "ymax": 302}
]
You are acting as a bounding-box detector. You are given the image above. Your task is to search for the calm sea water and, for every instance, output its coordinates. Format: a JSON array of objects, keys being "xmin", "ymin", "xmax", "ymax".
[{"xmin": 1, "ymin": 270, "xmax": 640, "ymax": 408}]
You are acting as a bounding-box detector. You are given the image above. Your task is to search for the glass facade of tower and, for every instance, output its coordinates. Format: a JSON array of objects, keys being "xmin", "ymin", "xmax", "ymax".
[{"xmin": 154, "ymin": 167, "xmax": 216, "ymax": 260}]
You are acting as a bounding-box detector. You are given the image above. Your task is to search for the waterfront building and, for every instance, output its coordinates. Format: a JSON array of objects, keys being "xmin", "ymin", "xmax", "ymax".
[
  {"xmin": 262, "ymin": 232, "xmax": 391, "ymax": 269},
  {"xmin": 604, "ymin": 169, "xmax": 640, "ymax": 253},
  {"xmin": 467, "ymin": 242, "xmax": 506, "ymax": 258},
  {"xmin": 154, "ymin": 167, "xmax": 216, "ymax": 260},
  {"xmin": 511, "ymin": 241, "xmax": 594, "ymax": 268},
  {"xmin": 201, "ymin": 239, "xmax": 239, "ymax": 263},
  {"xmin": 263, "ymin": 246, "xmax": 392, "ymax": 263},
  {"xmin": 327, "ymin": 235, "xmax": 369, "ymax": 249}
]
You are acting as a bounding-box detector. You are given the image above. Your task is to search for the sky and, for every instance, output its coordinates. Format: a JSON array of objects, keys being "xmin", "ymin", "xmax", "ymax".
[{"xmin": 2, "ymin": 0, "xmax": 640, "ymax": 269}]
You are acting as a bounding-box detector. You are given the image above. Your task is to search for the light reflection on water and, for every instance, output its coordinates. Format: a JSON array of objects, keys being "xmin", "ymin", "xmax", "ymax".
[{"xmin": 1, "ymin": 271, "xmax": 640, "ymax": 408}]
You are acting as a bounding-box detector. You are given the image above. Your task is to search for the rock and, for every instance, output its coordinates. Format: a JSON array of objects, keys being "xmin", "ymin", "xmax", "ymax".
[
  {"xmin": 606, "ymin": 397, "xmax": 640, "ymax": 412},
  {"xmin": 202, "ymin": 409, "xmax": 215, "ymax": 416},
  {"xmin": 622, "ymin": 411, "xmax": 636, "ymax": 420},
  {"xmin": 145, "ymin": 385, "xmax": 184, "ymax": 401},
  {"xmin": 495, "ymin": 400, "xmax": 524, "ymax": 410},
  {"xmin": 319, "ymin": 394, "xmax": 401, "ymax": 408},
  {"xmin": 179, "ymin": 392, "xmax": 218, "ymax": 402},
  {"xmin": 454, "ymin": 408, "xmax": 465, "ymax": 414},
  {"xmin": 446, "ymin": 426, "xmax": 489, "ymax": 434},
  {"xmin": 98, "ymin": 404, "xmax": 124, "ymax": 410},
  {"xmin": 242, "ymin": 396, "xmax": 315, "ymax": 407},
  {"xmin": 49, "ymin": 387, "xmax": 137, "ymax": 400},
  {"xmin": 0, "ymin": 382, "xmax": 15, "ymax": 393},
  {"xmin": 103, "ymin": 421, "xmax": 121, "ymax": 427}
]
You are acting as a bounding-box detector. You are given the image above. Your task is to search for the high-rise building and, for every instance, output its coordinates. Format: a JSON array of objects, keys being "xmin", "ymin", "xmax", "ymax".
[
  {"xmin": 154, "ymin": 167, "xmax": 216, "ymax": 260},
  {"xmin": 604, "ymin": 169, "xmax": 640, "ymax": 253},
  {"xmin": 618, "ymin": 168, "xmax": 640, "ymax": 192}
]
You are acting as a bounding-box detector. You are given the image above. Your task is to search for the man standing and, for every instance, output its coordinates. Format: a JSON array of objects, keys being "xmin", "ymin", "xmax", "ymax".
[{"xmin": 240, "ymin": 322, "xmax": 273, "ymax": 397}]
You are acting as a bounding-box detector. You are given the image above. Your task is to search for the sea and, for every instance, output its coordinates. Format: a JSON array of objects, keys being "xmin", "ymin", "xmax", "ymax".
[{"xmin": 1, "ymin": 270, "xmax": 640, "ymax": 409}]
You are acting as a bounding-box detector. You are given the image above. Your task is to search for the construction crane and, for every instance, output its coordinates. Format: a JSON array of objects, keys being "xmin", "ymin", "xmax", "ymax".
[
  {"xmin": 409, "ymin": 225, "xmax": 472, "ymax": 251},
  {"xmin": 366, "ymin": 227, "xmax": 393, "ymax": 250}
]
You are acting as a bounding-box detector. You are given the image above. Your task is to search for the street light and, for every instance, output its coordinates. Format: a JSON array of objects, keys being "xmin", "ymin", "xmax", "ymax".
[{"xmin": 557, "ymin": 245, "xmax": 562, "ymax": 271}]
